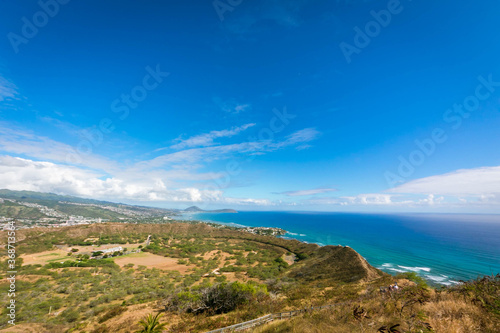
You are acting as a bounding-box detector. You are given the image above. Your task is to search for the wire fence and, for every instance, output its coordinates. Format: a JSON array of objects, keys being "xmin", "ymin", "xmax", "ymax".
[{"xmin": 205, "ymin": 302, "xmax": 345, "ymax": 332}]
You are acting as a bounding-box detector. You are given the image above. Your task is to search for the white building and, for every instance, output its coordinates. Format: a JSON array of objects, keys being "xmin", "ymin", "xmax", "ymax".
[{"xmin": 102, "ymin": 246, "xmax": 123, "ymax": 254}]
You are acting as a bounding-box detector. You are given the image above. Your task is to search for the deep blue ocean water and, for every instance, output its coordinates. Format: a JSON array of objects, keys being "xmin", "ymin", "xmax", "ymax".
[{"xmin": 182, "ymin": 211, "xmax": 500, "ymax": 285}]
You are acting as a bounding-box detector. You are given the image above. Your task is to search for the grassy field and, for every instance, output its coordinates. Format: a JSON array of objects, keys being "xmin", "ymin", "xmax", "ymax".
[
  {"xmin": 21, "ymin": 250, "xmax": 74, "ymax": 266},
  {"xmin": 114, "ymin": 252, "xmax": 191, "ymax": 274}
]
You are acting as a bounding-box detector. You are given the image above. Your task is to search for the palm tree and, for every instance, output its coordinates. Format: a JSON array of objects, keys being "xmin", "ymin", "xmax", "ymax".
[{"xmin": 135, "ymin": 312, "xmax": 167, "ymax": 333}]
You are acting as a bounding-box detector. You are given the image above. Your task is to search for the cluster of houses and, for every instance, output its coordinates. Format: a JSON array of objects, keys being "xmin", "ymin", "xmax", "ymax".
[{"xmin": 12, "ymin": 200, "xmax": 67, "ymax": 218}]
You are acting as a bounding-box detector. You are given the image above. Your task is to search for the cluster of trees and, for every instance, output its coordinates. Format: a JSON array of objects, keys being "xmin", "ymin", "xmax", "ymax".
[
  {"xmin": 0, "ymin": 259, "xmax": 180, "ymax": 328},
  {"xmin": 164, "ymin": 281, "xmax": 268, "ymax": 314}
]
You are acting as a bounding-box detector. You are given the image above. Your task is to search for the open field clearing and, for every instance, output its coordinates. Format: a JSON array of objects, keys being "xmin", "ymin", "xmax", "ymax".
[
  {"xmin": 114, "ymin": 252, "xmax": 191, "ymax": 273},
  {"xmin": 20, "ymin": 249, "xmax": 73, "ymax": 265}
]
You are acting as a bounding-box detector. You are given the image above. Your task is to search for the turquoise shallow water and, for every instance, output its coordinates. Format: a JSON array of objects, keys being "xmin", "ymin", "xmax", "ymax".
[{"xmin": 183, "ymin": 211, "xmax": 500, "ymax": 286}]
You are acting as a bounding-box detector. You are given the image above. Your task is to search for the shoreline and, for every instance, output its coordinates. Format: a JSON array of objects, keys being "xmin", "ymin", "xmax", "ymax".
[{"xmin": 182, "ymin": 212, "xmax": 485, "ymax": 287}]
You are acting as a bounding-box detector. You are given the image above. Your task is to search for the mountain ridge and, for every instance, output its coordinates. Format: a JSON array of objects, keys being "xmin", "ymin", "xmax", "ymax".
[{"xmin": 184, "ymin": 205, "xmax": 238, "ymax": 213}]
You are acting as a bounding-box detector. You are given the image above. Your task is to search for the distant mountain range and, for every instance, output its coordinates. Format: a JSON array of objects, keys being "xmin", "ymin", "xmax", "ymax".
[
  {"xmin": 184, "ymin": 206, "xmax": 238, "ymax": 213},
  {"xmin": 0, "ymin": 189, "xmax": 114, "ymax": 205},
  {"xmin": 0, "ymin": 189, "xmax": 236, "ymax": 219},
  {"xmin": 0, "ymin": 189, "xmax": 176, "ymax": 220}
]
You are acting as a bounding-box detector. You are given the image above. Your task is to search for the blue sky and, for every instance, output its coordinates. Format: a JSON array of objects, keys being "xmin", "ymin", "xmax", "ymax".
[{"xmin": 0, "ymin": 0, "xmax": 500, "ymax": 213}]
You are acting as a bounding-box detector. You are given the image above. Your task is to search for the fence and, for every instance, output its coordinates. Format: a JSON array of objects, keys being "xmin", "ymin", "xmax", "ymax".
[{"xmin": 205, "ymin": 302, "xmax": 345, "ymax": 332}]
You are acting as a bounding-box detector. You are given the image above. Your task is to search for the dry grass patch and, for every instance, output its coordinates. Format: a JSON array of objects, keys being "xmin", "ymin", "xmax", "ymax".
[
  {"xmin": 423, "ymin": 295, "xmax": 488, "ymax": 332},
  {"xmin": 114, "ymin": 252, "xmax": 191, "ymax": 274},
  {"xmin": 72, "ymin": 303, "xmax": 178, "ymax": 333},
  {"xmin": 19, "ymin": 249, "xmax": 70, "ymax": 265},
  {"xmin": 0, "ymin": 323, "xmax": 66, "ymax": 333}
]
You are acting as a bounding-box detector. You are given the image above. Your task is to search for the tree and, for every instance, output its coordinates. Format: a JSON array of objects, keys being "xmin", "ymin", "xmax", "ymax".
[
  {"xmin": 135, "ymin": 313, "xmax": 167, "ymax": 333},
  {"xmin": 164, "ymin": 281, "xmax": 268, "ymax": 314}
]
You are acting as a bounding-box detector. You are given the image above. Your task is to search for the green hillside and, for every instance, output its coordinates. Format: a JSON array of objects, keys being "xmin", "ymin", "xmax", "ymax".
[
  {"xmin": 0, "ymin": 200, "xmax": 46, "ymax": 219},
  {"xmin": 50, "ymin": 202, "xmax": 128, "ymax": 219},
  {"xmin": 0, "ymin": 189, "xmax": 176, "ymax": 219},
  {"xmin": 0, "ymin": 189, "xmax": 115, "ymax": 206}
]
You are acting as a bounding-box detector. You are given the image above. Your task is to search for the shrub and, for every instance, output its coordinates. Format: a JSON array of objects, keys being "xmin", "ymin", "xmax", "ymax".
[
  {"xmin": 274, "ymin": 257, "xmax": 289, "ymax": 268},
  {"xmin": 98, "ymin": 306, "xmax": 127, "ymax": 323},
  {"xmin": 164, "ymin": 281, "xmax": 268, "ymax": 314},
  {"xmin": 296, "ymin": 253, "xmax": 308, "ymax": 260},
  {"xmin": 46, "ymin": 259, "xmax": 119, "ymax": 269},
  {"xmin": 61, "ymin": 308, "xmax": 79, "ymax": 322},
  {"xmin": 395, "ymin": 272, "xmax": 428, "ymax": 288},
  {"xmin": 450, "ymin": 274, "xmax": 500, "ymax": 316}
]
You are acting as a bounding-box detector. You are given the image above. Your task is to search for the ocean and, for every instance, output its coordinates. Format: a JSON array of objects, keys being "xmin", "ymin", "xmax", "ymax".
[{"xmin": 182, "ymin": 211, "xmax": 500, "ymax": 286}]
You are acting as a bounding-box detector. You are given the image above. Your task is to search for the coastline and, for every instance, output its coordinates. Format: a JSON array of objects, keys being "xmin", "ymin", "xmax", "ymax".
[{"xmin": 181, "ymin": 211, "xmax": 500, "ymax": 286}]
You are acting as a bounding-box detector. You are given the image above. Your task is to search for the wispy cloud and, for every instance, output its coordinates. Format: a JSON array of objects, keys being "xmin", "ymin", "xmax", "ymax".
[
  {"xmin": 141, "ymin": 127, "xmax": 321, "ymax": 171},
  {"xmin": 281, "ymin": 127, "xmax": 320, "ymax": 149},
  {"xmin": 170, "ymin": 123, "xmax": 255, "ymax": 150},
  {"xmin": 0, "ymin": 122, "xmax": 118, "ymax": 173},
  {"xmin": 0, "ymin": 119, "xmax": 322, "ymax": 207},
  {"xmin": 213, "ymin": 97, "xmax": 251, "ymax": 114},
  {"xmin": 0, "ymin": 75, "xmax": 19, "ymax": 102},
  {"xmin": 341, "ymin": 193, "xmax": 400, "ymax": 205},
  {"xmin": 279, "ymin": 187, "xmax": 336, "ymax": 196},
  {"xmin": 222, "ymin": 0, "xmax": 307, "ymax": 35},
  {"xmin": 38, "ymin": 116, "xmax": 82, "ymax": 136},
  {"xmin": 302, "ymin": 193, "xmax": 432, "ymax": 208},
  {"xmin": 387, "ymin": 166, "xmax": 500, "ymax": 197},
  {"xmin": 302, "ymin": 165, "xmax": 500, "ymax": 209}
]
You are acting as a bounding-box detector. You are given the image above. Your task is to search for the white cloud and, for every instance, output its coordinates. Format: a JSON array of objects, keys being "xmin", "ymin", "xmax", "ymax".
[
  {"xmin": 303, "ymin": 193, "xmax": 447, "ymax": 208},
  {"xmin": 140, "ymin": 127, "xmax": 321, "ymax": 171},
  {"xmin": 388, "ymin": 166, "xmax": 500, "ymax": 197},
  {"xmin": 295, "ymin": 144, "xmax": 312, "ymax": 151},
  {"xmin": 342, "ymin": 193, "xmax": 396, "ymax": 205},
  {"xmin": 0, "ymin": 122, "xmax": 117, "ymax": 173},
  {"xmin": 213, "ymin": 97, "xmax": 251, "ymax": 114},
  {"xmin": 281, "ymin": 128, "xmax": 320, "ymax": 148},
  {"xmin": 0, "ymin": 75, "xmax": 18, "ymax": 102},
  {"xmin": 0, "ymin": 155, "xmax": 270, "ymax": 205},
  {"xmin": 170, "ymin": 123, "xmax": 255, "ymax": 150},
  {"xmin": 280, "ymin": 188, "xmax": 336, "ymax": 196},
  {"xmin": 234, "ymin": 104, "xmax": 251, "ymax": 113},
  {"xmin": 0, "ymin": 155, "xmax": 104, "ymax": 196},
  {"xmin": 0, "ymin": 120, "xmax": 322, "ymax": 203},
  {"xmin": 0, "ymin": 119, "xmax": 323, "ymax": 208},
  {"xmin": 224, "ymin": 197, "xmax": 272, "ymax": 206}
]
